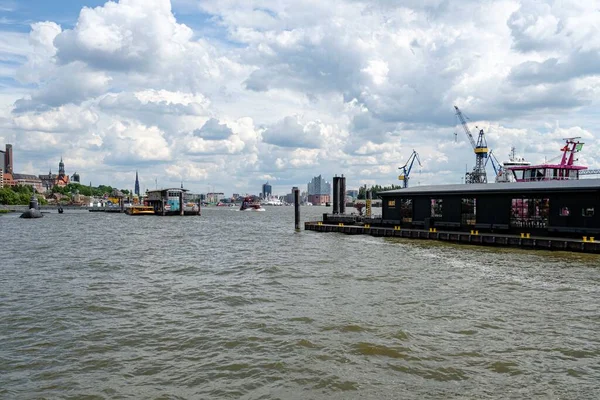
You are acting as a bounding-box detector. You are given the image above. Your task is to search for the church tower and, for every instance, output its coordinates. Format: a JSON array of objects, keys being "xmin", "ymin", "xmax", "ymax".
[
  {"xmin": 134, "ymin": 171, "xmax": 140, "ymax": 196},
  {"xmin": 58, "ymin": 157, "xmax": 65, "ymax": 177}
]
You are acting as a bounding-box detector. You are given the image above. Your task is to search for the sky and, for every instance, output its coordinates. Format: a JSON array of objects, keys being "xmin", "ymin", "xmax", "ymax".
[{"xmin": 1, "ymin": 0, "xmax": 599, "ymax": 195}]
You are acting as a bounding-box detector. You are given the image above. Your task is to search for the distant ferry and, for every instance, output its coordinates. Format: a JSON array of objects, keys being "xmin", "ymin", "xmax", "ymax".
[
  {"xmin": 240, "ymin": 196, "xmax": 265, "ymax": 211},
  {"xmin": 125, "ymin": 205, "xmax": 155, "ymax": 215},
  {"xmin": 262, "ymin": 197, "xmax": 283, "ymax": 206}
]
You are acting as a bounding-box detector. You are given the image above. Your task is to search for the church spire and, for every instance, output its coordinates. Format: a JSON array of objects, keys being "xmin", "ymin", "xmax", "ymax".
[
  {"xmin": 58, "ymin": 157, "xmax": 65, "ymax": 177},
  {"xmin": 134, "ymin": 170, "xmax": 140, "ymax": 196}
]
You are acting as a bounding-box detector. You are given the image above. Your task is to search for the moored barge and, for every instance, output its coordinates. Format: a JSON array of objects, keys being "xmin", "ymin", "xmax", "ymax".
[
  {"xmin": 377, "ymin": 179, "xmax": 600, "ymax": 238},
  {"xmin": 309, "ymin": 179, "xmax": 600, "ymax": 253}
]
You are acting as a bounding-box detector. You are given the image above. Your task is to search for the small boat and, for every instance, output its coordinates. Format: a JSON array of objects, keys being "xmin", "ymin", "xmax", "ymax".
[
  {"xmin": 125, "ymin": 205, "xmax": 155, "ymax": 215},
  {"xmin": 58, "ymin": 206, "xmax": 64, "ymax": 214},
  {"xmin": 240, "ymin": 196, "xmax": 265, "ymax": 211}
]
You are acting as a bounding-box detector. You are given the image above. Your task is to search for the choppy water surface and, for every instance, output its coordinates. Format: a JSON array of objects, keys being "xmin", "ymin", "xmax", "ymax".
[{"xmin": 1, "ymin": 207, "xmax": 599, "ymax": 399}]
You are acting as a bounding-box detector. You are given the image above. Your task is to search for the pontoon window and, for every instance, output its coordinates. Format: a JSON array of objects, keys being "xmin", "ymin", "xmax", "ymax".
[
  {"xmin": 582, "ymin": 207, "xmax": 594, "ymax": 217},
  {"xmin": 461, "ymin": 198, "xmax": 476, "ymax": 225},
  {"xmin": 559, "ymin": 207, "xmax": 570, "ymax": 217},
  {"xmin": 510, "ymin": 198, "xmax": 549, "ymax": 228},
  {"xmin": 400, "ymin": 199, "xmax": 412, "ymax": 222},
  {"xmin": 388, "ymin": 200, "xmax": 396, "ymax": 207},
  {"xmin": 431, "ymin": 198, "xmax": 443, "ymax": 218}
]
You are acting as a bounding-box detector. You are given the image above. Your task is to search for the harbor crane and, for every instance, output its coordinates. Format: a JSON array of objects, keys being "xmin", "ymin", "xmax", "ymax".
[
  {"xmin": 485, "ymin": 149, "xmax": 503, "ymax": 179},
  {"xmin": 454, "ymin": 105, "xmax": 488, "ymax": 184},
  {"xmin": 398, "ymin": 150, "xmax": 422, "ymax": 188}
]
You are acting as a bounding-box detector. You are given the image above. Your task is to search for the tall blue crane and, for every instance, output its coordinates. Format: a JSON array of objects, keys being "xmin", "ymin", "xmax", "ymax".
[
  {"xmin": 398, "ymin": 150, "xmax": 422, "ymax": 188},
  {"xmin": 485, "ymin": 150, "xmax": 503, "ymax": 177}
]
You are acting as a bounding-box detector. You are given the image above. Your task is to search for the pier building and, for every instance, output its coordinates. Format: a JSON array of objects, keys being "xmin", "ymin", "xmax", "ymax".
[
  {"xmin": 377, "ymin": 180, "xmax": 600, "ymax": 237},
  {"xmin": 309, "ymin": 179, "xmax": 600, "ymax": 253},
  {"xmin": 146, "ymin": 188, "xmax": 201, "ymax": 215}
]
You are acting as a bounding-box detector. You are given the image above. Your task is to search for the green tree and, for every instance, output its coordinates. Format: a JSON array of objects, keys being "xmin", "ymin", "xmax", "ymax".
[
  {"xmin": 0, "ymin": 188, "xmax": 18, "ymax": 205},
  {"xmin": 358, "ymin": 184, "xmax": 403, "ymax": 199},
  {"xmin": 12, "ymin": 185, "xmax": 32, "ymax": 194}
]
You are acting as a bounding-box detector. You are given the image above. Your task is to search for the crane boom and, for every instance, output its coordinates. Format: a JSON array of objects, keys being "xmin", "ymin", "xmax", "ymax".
[
  {"xmin": 485, "ymin": 150, "xmax": 502, "ymax": 176},
  {"xmin": 454, "ymin": 105, "xmax": 488, "ymax": 184},
  {"xmin": 398, "ymin": 150, "xmax": 422, "ymax": 188},
  {"xmin": 454, "ymin": 105, "xmax": 476, "ymax": 149}
]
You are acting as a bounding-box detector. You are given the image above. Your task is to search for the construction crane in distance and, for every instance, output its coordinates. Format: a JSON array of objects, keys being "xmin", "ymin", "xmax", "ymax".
[
  {"xmin": 580, "ymin": 169, "xmax": 600, "ymax": 176},
  {"xmin": 485, "ymin": 150, "xmax": 503, "ymax": 180},
  {"xmin": 398, "ymin": 150, "xmax": 422, "ymax": 188},
  {"xmin": 454, "ymin": 105, "xmax": 488, "ymax": 184}
]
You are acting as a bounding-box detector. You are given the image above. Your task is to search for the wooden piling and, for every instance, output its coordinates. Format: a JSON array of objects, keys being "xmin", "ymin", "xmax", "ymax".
[
  {"xmin": 179, "ymin": 191, "xmax": 184, "ymax": 216},
  {"xmin": 294, "ymin": 188, "xmax": 300, "ymax": 231},
  {"xmin": 339, "ymin": 175, "xmax": 346, "ymax": 214},
  {"xmin": 332, "ymin": 176, "xmax": 340, "ymax": 214}
]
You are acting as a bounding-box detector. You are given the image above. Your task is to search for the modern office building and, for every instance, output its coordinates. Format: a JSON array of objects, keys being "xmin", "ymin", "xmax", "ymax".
[
  {"xmin": 307, "ymin": 175, "xmax": 331, "ymax": 205},
  {"xmin": 4, "ymin": 144, "xmax": 13, "ymax": 174},
  {"xmin": 1, "ymin": 144, "xmax": 15, "ymax": 187},
  {"xmin": 284, "ymin": 186, "xmax": 299, "ymax": 204},
  {"xmin": 262, "ymin": 182, "xmax": 272, "ymax": 199}
]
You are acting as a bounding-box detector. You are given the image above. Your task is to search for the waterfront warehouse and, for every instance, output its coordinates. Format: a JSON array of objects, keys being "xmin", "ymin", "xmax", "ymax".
[{"xmin": 378, "ymin": 179, "xmax": 600, "ymax": 237}]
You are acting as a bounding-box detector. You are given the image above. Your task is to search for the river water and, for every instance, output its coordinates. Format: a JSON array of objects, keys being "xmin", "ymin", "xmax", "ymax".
[{"xmin": 1, "ymin": 206, "xmax": 599, "ymax": 399}]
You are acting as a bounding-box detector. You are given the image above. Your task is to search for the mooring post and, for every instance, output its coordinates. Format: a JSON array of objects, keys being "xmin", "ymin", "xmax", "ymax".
[
  {"xmin": 179, "ymin": 191, "xmax": 184, "ymax": 216},
  {"xmin": 332, "ymin": 176, "xmax": 340, "ymax": 214},
  {"xmin": 366, "ymin": 189, "xmax": 372, "ymax": 218},
  {"xmin": 294, "ymin": 188, "xmax": 300, "ymax": 231},
  {"xmin": 340, "ymin": 175, "xmax": 346, "ymax": 214}
]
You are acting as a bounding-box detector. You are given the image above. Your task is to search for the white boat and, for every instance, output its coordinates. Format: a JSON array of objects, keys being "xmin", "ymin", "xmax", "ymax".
[
  {"xmin": 261, "ymin": 197, "xmax": 283, "ymax": 206},
  {"xmin": 495, "ymin": 147, "xmax": 531, "ymax": 183}
]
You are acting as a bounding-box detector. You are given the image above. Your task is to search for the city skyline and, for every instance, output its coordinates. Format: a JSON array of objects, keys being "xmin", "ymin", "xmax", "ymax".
[
  {"xmin": 0, "ymin": 0, "xmax": 599, "ymax": 194},
  {"xmin": 3, "ymin": 143, "xmax": 357, "ymax": 197}
]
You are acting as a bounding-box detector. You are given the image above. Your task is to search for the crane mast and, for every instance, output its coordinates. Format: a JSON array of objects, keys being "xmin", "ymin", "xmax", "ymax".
[
  {"xmin": 454, "ymin": 106, "xmax": 488, "ymax": 184},
  {"xmin": 398, "ymin": 150, "xmax": 422, "ymax": 188}
]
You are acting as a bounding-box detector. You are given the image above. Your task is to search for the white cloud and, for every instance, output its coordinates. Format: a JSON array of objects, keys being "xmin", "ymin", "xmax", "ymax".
[{"xmin": 3, "ymin": 0, "xmax": 600, "ymax": 194}]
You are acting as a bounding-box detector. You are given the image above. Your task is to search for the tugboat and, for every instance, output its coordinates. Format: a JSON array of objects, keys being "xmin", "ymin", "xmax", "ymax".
[{"xmin": 240, "ymin": 196, "xmax": 265, "ymax": 211}]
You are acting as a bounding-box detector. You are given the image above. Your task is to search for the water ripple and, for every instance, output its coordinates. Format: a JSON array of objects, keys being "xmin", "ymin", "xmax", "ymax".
[{"xmin": 1, "ymin": 207, "xmax": 599, "ymax": 398}]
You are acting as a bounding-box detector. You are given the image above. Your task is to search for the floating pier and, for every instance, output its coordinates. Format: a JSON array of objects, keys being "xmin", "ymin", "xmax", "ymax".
[{"xmin": 305, "ymin": 219, "xmax": 600, "ymax": 254}]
